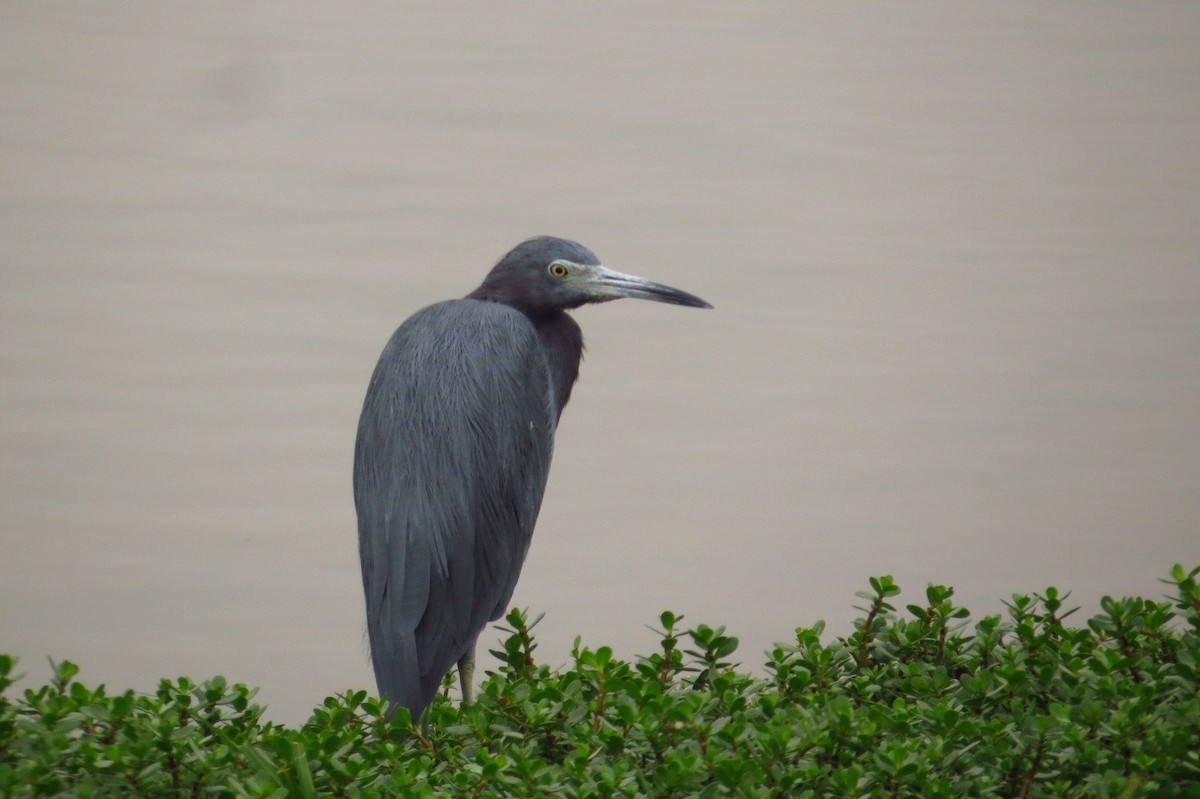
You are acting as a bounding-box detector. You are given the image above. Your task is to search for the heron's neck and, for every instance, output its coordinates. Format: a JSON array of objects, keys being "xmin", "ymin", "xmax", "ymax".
[{"xmin": 531, "ymin": 311, "xmax": 583, "ymax": 423}]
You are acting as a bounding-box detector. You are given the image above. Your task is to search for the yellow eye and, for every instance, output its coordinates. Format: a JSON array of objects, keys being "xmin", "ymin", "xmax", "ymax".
[{"xmin": 549, "ymin": 261, "xmax": 569, "ymax": 278}]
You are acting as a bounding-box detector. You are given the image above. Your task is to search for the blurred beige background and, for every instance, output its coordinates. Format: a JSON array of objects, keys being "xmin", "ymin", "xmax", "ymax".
[{"xmin": 2, "ymin": 3, "xmax": 1197, "ymax": 725}]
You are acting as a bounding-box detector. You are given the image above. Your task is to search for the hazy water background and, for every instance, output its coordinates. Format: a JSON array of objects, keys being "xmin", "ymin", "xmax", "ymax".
[{"xmin": 2, "ymin": 4, "xmax": 1197, "ymax": 725}]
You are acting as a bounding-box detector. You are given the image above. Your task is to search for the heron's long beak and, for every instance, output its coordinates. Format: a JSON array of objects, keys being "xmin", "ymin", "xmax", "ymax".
[{"xmin": 586, "ymin": 265, "xmax": 713, "ymax": 309}]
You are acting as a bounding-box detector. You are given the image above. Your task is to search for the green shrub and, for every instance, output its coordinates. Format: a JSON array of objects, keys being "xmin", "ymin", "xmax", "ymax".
[{"xmin": 2, "ymin": 565, "xmax": 1197, "ymax": 797}]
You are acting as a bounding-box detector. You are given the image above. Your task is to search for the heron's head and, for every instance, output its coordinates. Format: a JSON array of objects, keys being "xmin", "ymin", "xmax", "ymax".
[{"xmin": 470, "ymin": 236, "xmax": 713, "ymax": 316}]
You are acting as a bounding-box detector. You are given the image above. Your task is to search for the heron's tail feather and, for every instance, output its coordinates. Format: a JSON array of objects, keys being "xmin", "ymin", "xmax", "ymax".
[{"xmin": 370, "ymin": 626, "xmax": 425, "ymax": 721}]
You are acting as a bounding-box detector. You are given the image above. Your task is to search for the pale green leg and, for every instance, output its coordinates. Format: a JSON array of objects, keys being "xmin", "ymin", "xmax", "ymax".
[{"xmin": 457, "ymin": 644, "xmax": 476, "ymax": 704}]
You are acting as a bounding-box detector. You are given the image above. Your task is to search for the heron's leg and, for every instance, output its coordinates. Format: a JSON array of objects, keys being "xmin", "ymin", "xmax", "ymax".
[{"xmin": 457, "ymin": 644, "xmax": 476, "ymax": 705}]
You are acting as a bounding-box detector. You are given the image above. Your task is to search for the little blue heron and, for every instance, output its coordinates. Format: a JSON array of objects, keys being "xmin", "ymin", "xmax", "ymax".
[{"xmin": 353, "ymin": 236, "xmax": 712, "ymax": 722}]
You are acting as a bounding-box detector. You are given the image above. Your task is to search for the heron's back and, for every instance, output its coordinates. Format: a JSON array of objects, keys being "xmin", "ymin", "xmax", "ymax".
[{"xmin": 353, "ymin": 299, "xmax": 555, "ymax": 719}]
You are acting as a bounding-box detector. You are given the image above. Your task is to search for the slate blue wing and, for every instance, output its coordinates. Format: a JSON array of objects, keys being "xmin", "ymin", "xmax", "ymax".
[{"xmin": 353, "ymin": 299, "xmax": 555, "ymax": 719}]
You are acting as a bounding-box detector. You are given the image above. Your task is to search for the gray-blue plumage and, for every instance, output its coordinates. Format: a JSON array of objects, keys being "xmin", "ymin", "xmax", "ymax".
[{"xmin": 354, "ymin": 237, "xmax": 711, "ymax": 721}]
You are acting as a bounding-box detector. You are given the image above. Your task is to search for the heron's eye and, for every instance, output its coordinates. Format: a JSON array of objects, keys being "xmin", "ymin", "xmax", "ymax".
[{"xmin": 549, "ymin": 261, "xmax": 569, "ymax": 279}]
